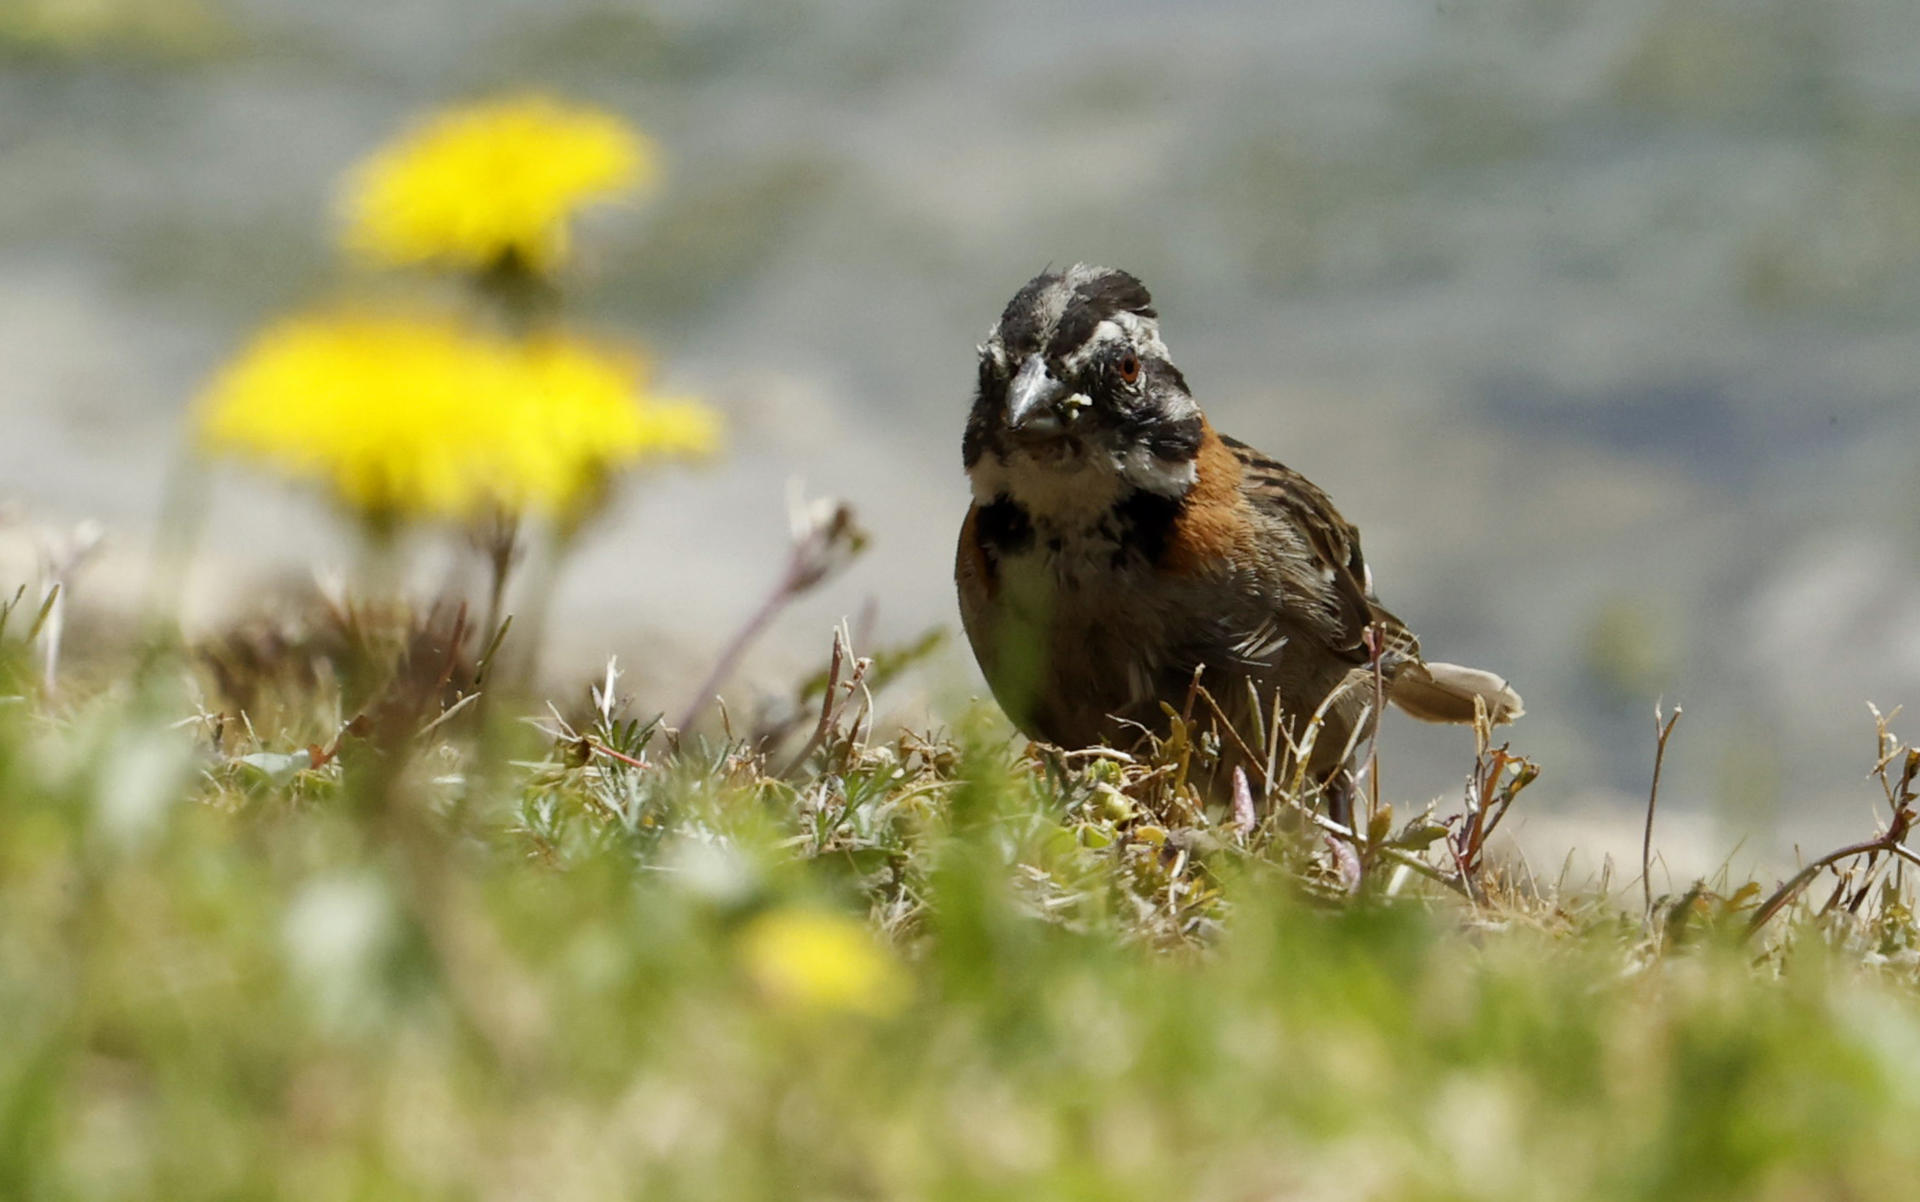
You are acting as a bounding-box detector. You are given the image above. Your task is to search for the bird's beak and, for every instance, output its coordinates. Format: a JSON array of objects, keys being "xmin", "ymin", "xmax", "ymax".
[{"xmin": 1006, "ymin": 354, "xmax": 1068, "ymax": 433}]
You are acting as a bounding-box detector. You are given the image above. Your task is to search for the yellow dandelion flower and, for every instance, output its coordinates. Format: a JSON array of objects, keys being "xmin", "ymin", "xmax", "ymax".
[
  {"xmin": 738, "ymin": 908, "xmax": 909, "ymax": 1019},
  {"xmin": 342, "ymin": 95, "xmax": 656, "ymax": 274},
  {"xmin": 195, "ymin": 313, "xmax": 717, "ymax": 522},
  {"xmin": 629, "ymin": 397, "xmax": 723, "ymax": 461}
]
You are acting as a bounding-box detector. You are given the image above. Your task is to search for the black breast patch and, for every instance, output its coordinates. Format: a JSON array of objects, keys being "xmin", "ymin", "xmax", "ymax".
[
  {"xmin": 974, "ymin": 496, "xmax": 1034, "ymax": 585},
  {"xmin": 1107, "ymin": 489, "xmax": 1183, "ymax": 569}
]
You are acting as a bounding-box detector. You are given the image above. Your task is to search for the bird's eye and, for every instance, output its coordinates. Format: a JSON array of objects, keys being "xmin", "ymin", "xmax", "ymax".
[{"xmin": 1117, "ymin": 351, "xmax": 1141, "ymax": 384}]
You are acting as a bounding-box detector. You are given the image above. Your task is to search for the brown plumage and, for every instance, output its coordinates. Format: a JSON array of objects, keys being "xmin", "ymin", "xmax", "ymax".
[{"xmin": 955, "ymin": 265, "xmax": 1521, "ymax": 820}]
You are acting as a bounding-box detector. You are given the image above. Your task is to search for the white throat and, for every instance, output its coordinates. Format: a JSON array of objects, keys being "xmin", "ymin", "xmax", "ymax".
[{"xmin": 969, "ymin": 440, "xmax": 1196, "ymax": 525}]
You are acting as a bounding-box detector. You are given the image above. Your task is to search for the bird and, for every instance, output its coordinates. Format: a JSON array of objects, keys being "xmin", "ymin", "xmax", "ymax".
[{"xmin": 954, "ymin": 264, "xmax": 1521, "ymax": 824}]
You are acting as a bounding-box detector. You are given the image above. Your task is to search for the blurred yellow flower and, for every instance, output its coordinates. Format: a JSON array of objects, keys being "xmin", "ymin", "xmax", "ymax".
[
  {"xmin": 195, "ymin": 313, "xmax": 717, "ymax": 522},
  {"xmin": 342, "ymin": 95, "xmax": 656, "ymax": 274},
  {"xmin": 738, "ymin": 908, "xmax": 909, "ymax": 1018}
]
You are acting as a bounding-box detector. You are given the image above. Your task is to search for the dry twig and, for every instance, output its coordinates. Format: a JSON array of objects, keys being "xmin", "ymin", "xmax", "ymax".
[{"xmin": 1642, "ymin": 702, "xmax": 1683, "ymax": 923}]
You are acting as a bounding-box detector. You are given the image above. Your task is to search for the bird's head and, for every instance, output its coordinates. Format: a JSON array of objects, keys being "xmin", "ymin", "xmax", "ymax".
[{"xmin": 964, "ymin": 265, "xmax": 1203, "ymax": 506}]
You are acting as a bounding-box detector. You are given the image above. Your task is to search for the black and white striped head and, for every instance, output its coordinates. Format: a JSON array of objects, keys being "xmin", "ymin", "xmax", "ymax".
[{"xmin": 964, "ymin": 265, "xmax": 1203, "ymax": 503}]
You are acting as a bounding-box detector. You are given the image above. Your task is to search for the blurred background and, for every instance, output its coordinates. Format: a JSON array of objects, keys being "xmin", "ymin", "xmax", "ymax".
[{"xmin": 5, "ymin": 0, "xmax": 1919, "ymax": 874}]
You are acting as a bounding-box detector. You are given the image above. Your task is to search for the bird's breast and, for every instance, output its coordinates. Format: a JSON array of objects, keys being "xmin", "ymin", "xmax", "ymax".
[{"xmin": 972, "ymin": 489, "xmax": 1189, "ymax": 599}]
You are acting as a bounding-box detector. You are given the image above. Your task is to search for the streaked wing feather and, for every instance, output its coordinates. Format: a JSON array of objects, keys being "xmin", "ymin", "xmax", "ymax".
[{"xmin": 1220, "ymin": 434, "xmax": 1419, "ymax": 666}]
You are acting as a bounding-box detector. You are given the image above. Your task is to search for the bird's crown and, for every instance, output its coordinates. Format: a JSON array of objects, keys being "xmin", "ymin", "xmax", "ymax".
[{"xmin": 965, "ymin": 265, "xmax": 1200, "ymax": 476}]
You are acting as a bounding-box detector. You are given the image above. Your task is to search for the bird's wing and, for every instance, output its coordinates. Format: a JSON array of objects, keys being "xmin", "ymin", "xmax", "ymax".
[{"xmin": 1219, "ymin": 434, "xmax": 1420, "ymax": 669}]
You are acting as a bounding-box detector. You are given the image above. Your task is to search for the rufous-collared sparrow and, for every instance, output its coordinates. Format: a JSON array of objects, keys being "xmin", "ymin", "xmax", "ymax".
[{"xmin": 956, "ymin": 265, "xmax": 1521, "ymax": 821}]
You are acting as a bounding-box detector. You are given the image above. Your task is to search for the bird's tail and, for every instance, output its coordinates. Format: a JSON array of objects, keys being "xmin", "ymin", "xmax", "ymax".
[{"xmin": 1389, "ymin": 660, "xmax": 1524, "ymax": 726}]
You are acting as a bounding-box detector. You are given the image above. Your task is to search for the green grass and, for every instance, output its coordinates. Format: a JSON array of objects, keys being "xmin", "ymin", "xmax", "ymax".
[{"xmin": 3, "ymin": 603, "xmax": 1920, "ymax": 1202}]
